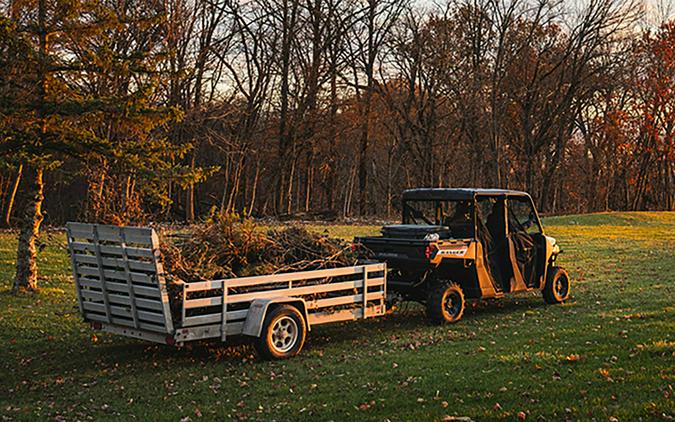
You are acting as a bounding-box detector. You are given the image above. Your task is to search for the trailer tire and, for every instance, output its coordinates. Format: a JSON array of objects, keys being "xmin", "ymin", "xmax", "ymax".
[
  {"xmin": 254, "ymin": 305, "xmax": 307, "ymax": 360},
  {"xmin": 426, "ymin": 282, "xmax": 465, "ymax": 324},
  {"xmin": 543, "ymin": 266, "xmax": 570, "ymax": 304}
]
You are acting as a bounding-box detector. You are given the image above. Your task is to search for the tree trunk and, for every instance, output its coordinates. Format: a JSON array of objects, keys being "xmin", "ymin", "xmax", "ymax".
[
  {"xmin": 358, "ymin": 1, "xmax": 375, "ymax": 216},
  {"xmin": 248, "ymin": 162, "xmax": 260, "ymax": 216},
  {"xmin": 14, "ymin": 0, "xmax": 48, "ymax": 293},
  {"xmin": 186, "ymin": 154, "xmax": 196, "ymax": 222},
  {"xmin": 4, "ymin": 163, "xmax": 22, "ymax": 227},
  {"xmin": 12, "ymin": 166, "xmax": 44, "ymax": 293}
]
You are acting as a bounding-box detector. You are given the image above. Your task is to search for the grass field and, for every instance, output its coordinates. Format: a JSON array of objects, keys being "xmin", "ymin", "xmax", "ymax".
[{"xmin": 0, "ymin": 212, "xmax": 673, "ymax": 421}]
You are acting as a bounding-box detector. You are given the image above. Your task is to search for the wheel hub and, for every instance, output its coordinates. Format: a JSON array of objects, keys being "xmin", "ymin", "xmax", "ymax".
[
  {"xmin": 444, "ymin": 292, "xmax": 461, "ymax": 316},
  {"xmin": 555, "ymin": 276, "xmax": 567, "ymax": 296},
  {"xmin": 271, "ymin": 316, "xmax": 298, "ymax": 353}
]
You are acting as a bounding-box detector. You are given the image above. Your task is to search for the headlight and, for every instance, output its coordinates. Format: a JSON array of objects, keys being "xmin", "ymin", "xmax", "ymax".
[{"xmin": 424, "ymin": 233, "xmax": 440, "ymax": 241}]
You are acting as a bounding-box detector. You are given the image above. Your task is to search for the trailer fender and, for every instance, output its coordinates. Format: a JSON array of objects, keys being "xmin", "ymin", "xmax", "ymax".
[{"xmin": 242, "ymin": 297, "xmax": 311, "ymax": 338}]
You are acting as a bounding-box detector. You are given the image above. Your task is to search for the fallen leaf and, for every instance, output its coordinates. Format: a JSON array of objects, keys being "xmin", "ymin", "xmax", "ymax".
[{"xmin": 565, "ymin": 354, "xmax": 580, "ymax": 362}]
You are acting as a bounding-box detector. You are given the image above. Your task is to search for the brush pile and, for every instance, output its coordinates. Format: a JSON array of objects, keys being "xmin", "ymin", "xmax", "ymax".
[
  {"xmin": 160, "ymin": 212, "xmax": 356, "ymax": 283},
  {"xmin": 159, "ymin": 213, "xmax": 358, "ymax": 324}
]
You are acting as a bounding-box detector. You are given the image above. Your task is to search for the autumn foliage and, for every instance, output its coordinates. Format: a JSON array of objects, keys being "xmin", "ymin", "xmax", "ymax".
[{"xmin": 0, "ymin": 0, "xmax": 672, "ymax": 232}]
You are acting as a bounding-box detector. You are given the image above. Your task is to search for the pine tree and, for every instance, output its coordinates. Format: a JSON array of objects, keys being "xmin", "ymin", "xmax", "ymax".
[{"xmin": 0, "ymin": 0, "xmax": 180, "ymax": 293}]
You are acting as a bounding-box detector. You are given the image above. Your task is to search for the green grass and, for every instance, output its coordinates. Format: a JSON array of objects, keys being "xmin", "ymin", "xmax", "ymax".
[{"xmin": 1, "ymin": 213, "xmax": 673, "ymax": 421}]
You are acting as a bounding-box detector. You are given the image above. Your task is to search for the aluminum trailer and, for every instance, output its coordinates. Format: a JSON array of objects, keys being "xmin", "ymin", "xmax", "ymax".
[{"xmin": 66, "ymin": 222, "xmax": 386, "ymax": 359}]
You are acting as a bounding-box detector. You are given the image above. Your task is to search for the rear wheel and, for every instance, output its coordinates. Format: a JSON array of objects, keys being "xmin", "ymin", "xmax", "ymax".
[
  {"xmin": 543, "ymin": 266, "xmax": 570, "ymax": 304},
  {"xmin": 426, "ymin": 282, "xmax": 465, "ymax": 324},
  {"xmin": 254, "ymin": 305, "xmax": 307, "ymax": 360}
]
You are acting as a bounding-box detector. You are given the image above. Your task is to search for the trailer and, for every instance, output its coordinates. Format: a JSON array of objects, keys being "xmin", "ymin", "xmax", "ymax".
[{"xmin": 66, "ymin": 222, "xmax": 386, "ymax": 359}]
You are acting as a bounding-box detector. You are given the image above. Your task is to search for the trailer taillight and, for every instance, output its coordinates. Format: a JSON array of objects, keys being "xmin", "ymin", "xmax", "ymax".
[
  {"xmin": 351, "ymin": 243, "xmax": 360, "ymax": 253},
  {"xmin": 425, "ymin": 244, "xmax": 438, "ymax": 259}
]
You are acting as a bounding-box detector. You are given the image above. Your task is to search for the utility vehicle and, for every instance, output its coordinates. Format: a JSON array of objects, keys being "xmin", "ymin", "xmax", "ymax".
[{"xmin": 354, "ymin": 188, "xmax": 570, "ymax": 323}]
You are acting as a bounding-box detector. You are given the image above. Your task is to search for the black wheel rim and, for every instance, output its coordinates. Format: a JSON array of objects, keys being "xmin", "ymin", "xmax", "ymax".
[
  {"xmin": 555, "ymin": 274, "xmax": 569, "ymax": 298},
  {"xmin": 444, "ymin": 291, "xmax": 462, "ymax": 318}
]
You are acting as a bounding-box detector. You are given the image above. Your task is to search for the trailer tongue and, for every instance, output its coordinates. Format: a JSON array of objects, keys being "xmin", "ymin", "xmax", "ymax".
[{"xmin": 66, "ymin": 222, "xmax": 386, "ymax": 359}]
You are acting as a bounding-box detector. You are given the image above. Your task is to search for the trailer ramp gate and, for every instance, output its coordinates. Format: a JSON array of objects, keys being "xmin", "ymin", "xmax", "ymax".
[{"xmin": 66, "ymin": 223, "xmax": 174, "ymax": 342}]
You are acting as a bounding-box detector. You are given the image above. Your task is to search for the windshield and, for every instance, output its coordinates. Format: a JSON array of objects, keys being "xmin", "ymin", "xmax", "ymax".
[{"xmin": 403, "ymin": 200, "xmax": 474, "ymax": 237}]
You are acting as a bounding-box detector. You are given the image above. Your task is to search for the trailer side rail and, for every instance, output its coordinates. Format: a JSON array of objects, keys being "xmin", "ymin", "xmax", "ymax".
[{"xmin": 176, "ymin": 263, "xmax": 386, "ymax": 343}]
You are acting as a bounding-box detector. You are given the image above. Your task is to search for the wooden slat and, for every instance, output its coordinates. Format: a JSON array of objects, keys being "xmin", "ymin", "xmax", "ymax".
[
  {"xmin": 82, "ymin": 301, "xmax": 165, "ymax": 325},
  {"xmin": 95, "ymin": 225, "xmax": 123, "ymax": 243},
  {"xmin": 80, "ymin": 290, "xmax": 163, "ymax": 311},
  {"xmin": 123, "ymin": 226, "xmax": 156, "ymax": 245},
  {"xmin": 66, "ymin": 222, "xmax": 95, "ymax": 240},
  {"xmin": 72, "ymin": 253, "xmax": 98, "ymax": 265},
  {"xmin": 105, "ymin": 244, "xmax": 154, "ymax": 258},
  {"xmin": 71, "ymin": 241, "xmax": 153, "ymax": 258},
  {"xmin": 231, "ymin": 276, "xmax": 383, "ymax": 302},
  {"xmin": 118, "ymin": 258, "xmax": 155, "ymax": 273},
  {"xmin": 185, "ymin": 264, "xmax": 385, "ymax": 292},
  {"xmin": 73, "ymin": 254, "xmax": 155, "ymax": 273},
  {"xmin": 69, "ymin": 224, "xmax": 154, "ymax": 247},
  {"xmin": 307, "ymin": 306, "xmax": 383, "ymax": 326},
  {"xmin": 184, "ymin": 278, "xmax": 366, "ymax": 309},
  {"xmin": 76, "ymin": 266, "xmax": 154, "ymax": 284},
  {"xmin": 79, "ymin": 277, "xmax": 160, "ymax": 298},
  {"xmin": 96, "ymin": 225, "xmax": 154, "ymax": 245},
  {"xmin": 307, "ymin": 291, "xmax": 385, "ymax": 310},
  {"xmin": 184, "ymin": 277, "xmax": 385, "ymax": 310},
  {"xmin": 181, "ymin": 309, "xmax": 249, "ymax": 328}
]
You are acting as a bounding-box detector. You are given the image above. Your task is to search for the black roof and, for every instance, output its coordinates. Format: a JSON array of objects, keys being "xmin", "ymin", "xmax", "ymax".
[{"xmin": 402, "ymin": 188, "xmax": 530, "ymax": 201}]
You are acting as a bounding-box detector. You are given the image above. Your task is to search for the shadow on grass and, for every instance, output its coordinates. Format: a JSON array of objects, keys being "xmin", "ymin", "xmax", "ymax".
[{"xmin": 30, "ymin": 293, "xmax": 557, "ymax": 374}]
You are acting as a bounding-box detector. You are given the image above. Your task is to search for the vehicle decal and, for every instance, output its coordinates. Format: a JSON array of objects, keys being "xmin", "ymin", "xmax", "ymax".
[{"xmin": 438, "ymin": 247, "xmax": 468, "ymax": 257}]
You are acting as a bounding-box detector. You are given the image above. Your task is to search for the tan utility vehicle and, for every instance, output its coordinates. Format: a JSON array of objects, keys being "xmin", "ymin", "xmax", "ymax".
[{"xmin": 354, "ymin": 188, "xmax": 570, "ymax": 323}]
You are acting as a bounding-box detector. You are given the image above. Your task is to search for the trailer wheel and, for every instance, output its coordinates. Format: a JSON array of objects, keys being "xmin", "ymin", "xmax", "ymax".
[
  {"xmin": 426, "ymin": 282, "xmax": 465, "ymax": 324},
  {"xmin": 543, "ymin": 266, "xmax": 570, "ymax": 304},
  {"xmin": 254, "ymin": 305, "xmax": 307, "ymax": 360}
]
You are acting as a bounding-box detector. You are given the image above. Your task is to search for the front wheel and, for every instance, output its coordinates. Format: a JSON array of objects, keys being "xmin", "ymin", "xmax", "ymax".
[
  {"xmin": 426, "ymin": 282, "xmax": 465, "ymax": 324},
  {"xmin": 543, "ymin": 266, "xmax": 571, "ymax": 304},
  {"xmin": 254, "ymin": 305, "xmax": 307, "ymax": 360}
]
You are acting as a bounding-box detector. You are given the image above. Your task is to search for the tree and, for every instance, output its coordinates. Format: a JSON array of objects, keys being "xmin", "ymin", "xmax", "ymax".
[
  {"xmin": 1, "ymin": 0, "xmax": 178, "ymax": 292},
  {"xmin": 348, "ymin": 0, "xmax": 407, "ymax": 215}
]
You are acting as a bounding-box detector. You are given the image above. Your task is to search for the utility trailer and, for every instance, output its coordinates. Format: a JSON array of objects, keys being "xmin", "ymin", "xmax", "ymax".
[{"xmin": 66, "ymin": 222, "xmax": 386, "ymax": 359}]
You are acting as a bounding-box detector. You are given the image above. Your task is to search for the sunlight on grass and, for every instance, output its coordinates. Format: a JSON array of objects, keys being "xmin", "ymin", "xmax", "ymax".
[{"xmin": 0, "ymin": 212, "xmax": 673, "ymax": 420}]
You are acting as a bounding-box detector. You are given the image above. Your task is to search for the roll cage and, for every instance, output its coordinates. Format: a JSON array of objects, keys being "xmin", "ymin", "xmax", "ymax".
[{"xmin": 401, "ymin": 188, "xmax": 545, "ymax": 239}]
